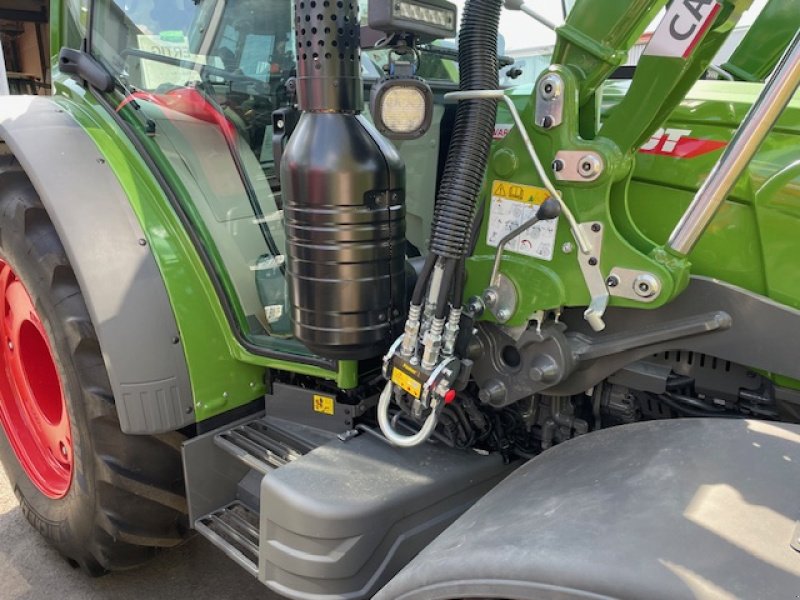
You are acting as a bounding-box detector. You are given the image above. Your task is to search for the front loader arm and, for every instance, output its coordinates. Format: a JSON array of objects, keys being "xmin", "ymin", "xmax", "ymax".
[
  {"xmin": 722, "ymin": 0, "xmax": 800, "ymax": 82},
  {"xmin": 465, "ymin": 0, "xmax": 755, "ymax": 332}
]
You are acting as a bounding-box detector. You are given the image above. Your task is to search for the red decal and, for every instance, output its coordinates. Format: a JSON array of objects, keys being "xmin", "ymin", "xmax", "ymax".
[
  {"xmin": 640, "ymin": 128, "xmax": 726, "ymax": 158},
  {"xmin": 493, "ymin": 124, "xmax": 513, "ymax": 140}
]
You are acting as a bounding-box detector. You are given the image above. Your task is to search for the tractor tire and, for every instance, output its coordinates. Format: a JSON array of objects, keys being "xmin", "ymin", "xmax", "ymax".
[{"xmin": 0, "ymin": 156, "xmax": 188, "ymax": 575}]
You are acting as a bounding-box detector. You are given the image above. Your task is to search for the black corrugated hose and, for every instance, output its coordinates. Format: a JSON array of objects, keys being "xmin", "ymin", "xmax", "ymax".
[
  {"xmin": 411, "ymin": 0, "xmax": 503, "ymax": 317},
  {"xmin": 431, "ymin": 0, "xmax": 502, "ymax": 260}
]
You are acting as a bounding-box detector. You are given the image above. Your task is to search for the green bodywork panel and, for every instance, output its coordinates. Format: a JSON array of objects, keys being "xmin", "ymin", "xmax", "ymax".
[{"xmin": 49, "ymin": 79, "xmax": 354, "ymax": 421}]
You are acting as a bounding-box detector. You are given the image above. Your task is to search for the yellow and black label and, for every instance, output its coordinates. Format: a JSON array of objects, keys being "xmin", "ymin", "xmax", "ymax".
[
  {"xmin": 391, "ymin": 366, "xmax": 422, "ymax": 399},
  {"xmin": 312, "ymin": 394, "xmax": 335, "ymax": 415},
  {"xmin": 489, "ymin": 179, "xmax": 558, "ymax": 261}
]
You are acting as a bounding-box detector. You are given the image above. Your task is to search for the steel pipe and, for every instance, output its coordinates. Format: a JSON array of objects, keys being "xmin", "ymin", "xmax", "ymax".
[{"xmin": 668, "ymin": 31, "xmax": 800, "ymax": 256}]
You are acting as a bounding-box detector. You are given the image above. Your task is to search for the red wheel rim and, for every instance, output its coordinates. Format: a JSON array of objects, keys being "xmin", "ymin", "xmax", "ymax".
[{"xmin": 0, "ymin": 259, "xmax": 72, "ymax": 498}]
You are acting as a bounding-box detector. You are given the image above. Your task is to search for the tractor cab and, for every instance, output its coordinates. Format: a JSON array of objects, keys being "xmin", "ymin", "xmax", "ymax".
[{"xmin": 82, "ymin": 0, "xmax": 457, "ymax": 371}]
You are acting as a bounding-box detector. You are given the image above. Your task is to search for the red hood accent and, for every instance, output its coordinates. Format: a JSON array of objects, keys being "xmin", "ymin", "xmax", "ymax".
[
  {"xmin": 117, "ymin": 87, "xmax": 238, "ymax": 144},
  {"xmin": 640, "ymin": 136, "xmax": 726, "ymax": 159}
]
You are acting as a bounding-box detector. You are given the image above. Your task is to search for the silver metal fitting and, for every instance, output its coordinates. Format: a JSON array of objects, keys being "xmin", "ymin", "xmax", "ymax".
[
  {"xmin": 400, "ymin": 304, "xmax": 422, "ymax": 358},
  {"xmin": 607, "ymin": 268, "xmax": 662, "ymax": 303},
  {"xmin": 483, "ymin": 288, "xmax": 499, "ymax": 308},
  {"xmin": 421, "ymin": 317, "xmax": 446, "ymax": 372},
  {"xmin": 535, "ymin": 73, "xmax": 564, "ymax": 128},
  {"xmin": 442, "ymin": 308, "xmax": 463, "ymax": 357},
  {"xmin": 552, "ymin": 150, "xmax": 604, "ymax": 182},
  {"xmin": 633, "ymin": 273, "xmax": 661, "ymax": 298},
  {"xmin": 539, "ymin": 74, "xmax": 563, "ymax": 101},
  {"xmin": 466, "ymin": 295, "xmax": 485, "ymax": 317},
  {"xmin": 578, "ymin": 155, "xmax": 603, "ymax": 179}
]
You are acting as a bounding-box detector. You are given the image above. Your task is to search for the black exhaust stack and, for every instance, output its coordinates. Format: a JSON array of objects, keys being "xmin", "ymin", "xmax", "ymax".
[{"xmin": 281, "ymin": 0, "xmax": 406, "ymax": 360}]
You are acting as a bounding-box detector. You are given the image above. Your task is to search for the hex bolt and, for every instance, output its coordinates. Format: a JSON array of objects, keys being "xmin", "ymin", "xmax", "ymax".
[
  {"xmin": 588, "ymin": 257, "xmax": 598, "ymax": 266},
  {"xmin": 591, "ymin": 223, "xmax": 602, "ymax": 232},
  {"xmin": 539, "ymin": 74, "xmax": 562, "ymax": 100},
  {"xmin": 483, "ymin": 289, "xmax": 499, "ymax": 308},
  {"xmin": 496, "ymin": 308, "xmax": 512, "ymax": 322},
  {"xmin": 552, "ymin": 159, "xmax": 565, "ymax": 172},
  {"xmin": 7, "ymin": 341, "xmax": 12, "ymax": 351},
  {"xmin": 633, "ymin": 273, "xmax": 661, "ymax": 298},
  {"xmin": 276, "ymin": 119, "xmax": 285, "ymax": 130},
  {"xmin": 467, "ymin": 295, "xmax": 485, "ymax": 317},
  {"xmin": 541, "ymin": 115, "xmax": 554, "ymax": 129},
  {"xmin": 59, "ymin": 442, "xmax": 68, "ymax": 457},
  {"xmin": 606, "ymin": 275, "xmax": 620, "ymax": 288},
  {"xmin": 561, "ymin": 242, "xmax": 574, "ymax": 254},
  {"xmin": 578, "ymin": 155, "xmax": 603, "ymax": 179}
]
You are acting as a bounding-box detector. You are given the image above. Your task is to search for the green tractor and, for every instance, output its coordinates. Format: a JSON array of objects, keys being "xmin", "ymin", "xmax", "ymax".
[{"xmin": 0, "ymin": 0, "xmax": 799, "ymax": 597}]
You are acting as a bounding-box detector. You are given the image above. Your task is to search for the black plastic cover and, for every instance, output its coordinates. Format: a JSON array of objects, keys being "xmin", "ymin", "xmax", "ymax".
[
  {"xmin": 281, "ymin": 113, "xmax": 406, "ymax": 359},
  {"xmin": 259, "ymin": 431, "xmax": 512, "ymax": 599},
  {"xmin": 376, "ymin": 419, "xmax": 800, "ymax": 599}
]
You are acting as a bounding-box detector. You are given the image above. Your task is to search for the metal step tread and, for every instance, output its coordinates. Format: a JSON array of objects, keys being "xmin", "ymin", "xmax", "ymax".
[
  {"xmin": 214, "ymin": 419, "xmax": 307, "ymax": 475},
  {"xmin": 195, "ymin": 501, "xmax": 260, "ymax": 577}
]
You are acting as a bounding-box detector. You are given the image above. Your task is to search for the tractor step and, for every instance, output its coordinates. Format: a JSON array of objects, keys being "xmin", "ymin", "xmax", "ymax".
[
  {"xmin": 213, "ymin": 419, "xmax": 308, "ymax": 474},
  {"xmin": 195, "ymin": 500, "xmax": 260, "ymax": 576},
  {"xmin": 182, "ymin": 409, "xmax": 514, "ymax": 600}
]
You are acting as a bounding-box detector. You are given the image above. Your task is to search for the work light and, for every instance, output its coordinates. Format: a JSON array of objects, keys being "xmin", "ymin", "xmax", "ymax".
[
  {"xmin": 368, "ymin": 0, "xmax": 458, "ymax": 41},
  {"xmin": 370, "ymin": 76, "xmax": 434, "ymax": 139}
]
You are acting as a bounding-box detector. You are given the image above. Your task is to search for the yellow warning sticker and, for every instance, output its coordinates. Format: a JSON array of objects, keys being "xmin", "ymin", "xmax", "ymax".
[
  {"xmin": 391, "ymin": 367, "xmax": 422, "ymax": 399},
  {"xmin": 312, "ymin": 394, "xmax": 335, "ymax": 415},
  {"xmin": 488, "ymin": 180, "xmax": 559, "ymax": 261}
]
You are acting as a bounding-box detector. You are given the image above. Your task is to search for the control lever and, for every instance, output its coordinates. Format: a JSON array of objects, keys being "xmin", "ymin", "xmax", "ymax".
[{"xmin": 489, "ymin": 197, "xmax": 561, "ymax": 287}]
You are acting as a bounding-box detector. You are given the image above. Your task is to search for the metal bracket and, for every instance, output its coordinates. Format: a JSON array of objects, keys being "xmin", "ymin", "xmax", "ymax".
[
  {"xmin": 576, "ymin": 222, "xmax": 609, "ymax": 332},
  {"xmin": 552, "ymin": 150, "xmax": 604, "ymax": 182},
  {"xmin": 482, "ymin": 273, "xmax": 518, "ymax": 324},
  {"xmin": 535, "ymin": 73, "xmax": 564, "ymax": 129},
  {"xmin": 445, "ymin": 89, "xmax": 592, "ymax": 255},
  {"xmin": 607, "ymin": 267, "xmax": 662, "ymax": 303}
]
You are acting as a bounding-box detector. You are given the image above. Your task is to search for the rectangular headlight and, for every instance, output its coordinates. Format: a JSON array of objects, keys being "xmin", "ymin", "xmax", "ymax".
[{"xmin": 369, "ymin": 0, "xmax": 458, "ymax": 42}]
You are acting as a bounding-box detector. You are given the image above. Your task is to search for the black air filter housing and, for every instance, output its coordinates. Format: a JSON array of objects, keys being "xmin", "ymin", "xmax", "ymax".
[{"xmin": 282, "ymin": 0, "xmax": 406, "ymax": 360}]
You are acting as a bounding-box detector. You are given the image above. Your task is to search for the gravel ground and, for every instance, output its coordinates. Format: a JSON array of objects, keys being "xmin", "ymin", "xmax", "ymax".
[{"xmin": 0, "ymin": 464, "xmax": 279, "ymax": 600}]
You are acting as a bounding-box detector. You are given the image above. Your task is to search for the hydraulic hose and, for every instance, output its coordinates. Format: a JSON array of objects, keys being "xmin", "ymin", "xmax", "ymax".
[
  {"xmin": 429, "ymin": 0, "xmax": 503, "ymax": 261},
  {"xmin": 381, "ymin": 0, "xmax": 503, "ymax": 448},
  {"xmin": 411, "ymin": 253, "xmax": 437, "ymax": 305},
  {"xmin": 434, "ymin": 258, "xmax": 458, "ymax": 319}
]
